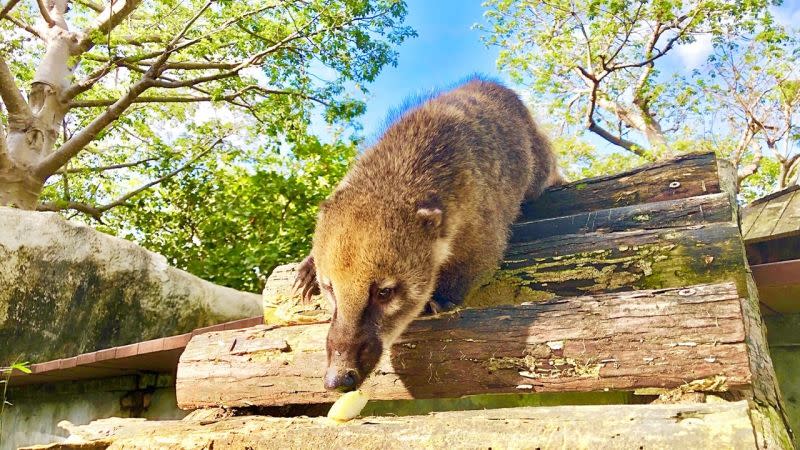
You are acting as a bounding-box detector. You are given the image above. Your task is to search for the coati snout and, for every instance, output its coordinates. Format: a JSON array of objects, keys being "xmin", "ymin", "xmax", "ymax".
[
  {"xmin": 324, "ymin": 310, "xmax": 383, "ymax": 392},
  {"xmin": 293, "ymin": 78, "xmax": 562, "ymax": 392}
]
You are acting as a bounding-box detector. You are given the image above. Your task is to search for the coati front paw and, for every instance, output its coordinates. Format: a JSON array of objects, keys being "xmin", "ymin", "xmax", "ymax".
[
  {"xmin": 292, "ymin": 255, "xmax": 320, "ymax": 304},
  {"xmin": 423, "ymin": 298, "xmax": 457, "ymax": 315}
]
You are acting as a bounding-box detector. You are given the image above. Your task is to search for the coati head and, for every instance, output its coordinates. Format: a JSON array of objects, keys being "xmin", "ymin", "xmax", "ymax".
[{"xmin": 312, "ymin": 188, "xmax": 450, "ymax": 392}]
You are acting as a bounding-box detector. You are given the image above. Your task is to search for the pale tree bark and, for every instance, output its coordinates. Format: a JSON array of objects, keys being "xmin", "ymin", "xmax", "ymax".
[{"xmin": 0, "ymin": 0, "xmax": 141, "ymax": 209}]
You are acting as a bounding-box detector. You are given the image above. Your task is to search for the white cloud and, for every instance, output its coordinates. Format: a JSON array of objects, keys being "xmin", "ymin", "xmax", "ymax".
[{"xmin": 675, "ymin": 34, "xmax": 713, "ymax": 69}]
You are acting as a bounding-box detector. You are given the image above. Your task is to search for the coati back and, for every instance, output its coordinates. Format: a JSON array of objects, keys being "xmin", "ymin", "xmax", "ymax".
[{"xmin": 293, "ymin": 78, "xmax": 562, "ymax": 391}]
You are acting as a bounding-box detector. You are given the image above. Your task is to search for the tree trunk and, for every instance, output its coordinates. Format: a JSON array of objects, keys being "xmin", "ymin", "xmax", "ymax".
[
  {"xmin": 0, "ymin": 163, "xmax": 43, "ymax": 209},
  {"xmin": 0, "ymin": 0, "xmax": 74, "ymax": 209}
]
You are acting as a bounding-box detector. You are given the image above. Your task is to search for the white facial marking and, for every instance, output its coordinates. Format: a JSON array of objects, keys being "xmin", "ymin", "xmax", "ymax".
[
  {"xmin": 431, "ymin": 237, "xmax": 453, "ymax": 266},
  {"xmin": 378, "ymin": 278, "xmax": 396, "ymax": 290}
]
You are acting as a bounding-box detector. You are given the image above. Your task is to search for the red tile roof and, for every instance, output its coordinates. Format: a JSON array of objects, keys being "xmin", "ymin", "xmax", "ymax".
[{"xmin": 8, "ymin": 316, "xmax": 263, "ymax": 387}]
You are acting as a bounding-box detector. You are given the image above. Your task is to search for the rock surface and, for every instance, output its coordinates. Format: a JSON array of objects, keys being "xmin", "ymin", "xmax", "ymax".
[
  {"xmin": 22, "ymin": 401, "xmax": 757, "ymax": 450},
  {"xmin": 0, "ymin": 207, "xmax": 261, "ymax": 362}
]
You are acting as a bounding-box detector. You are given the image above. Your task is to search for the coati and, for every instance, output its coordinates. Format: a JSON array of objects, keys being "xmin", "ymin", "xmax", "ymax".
[{"xmin": 293, "ymin": 78, "xmax": 562, "ymax": 392}]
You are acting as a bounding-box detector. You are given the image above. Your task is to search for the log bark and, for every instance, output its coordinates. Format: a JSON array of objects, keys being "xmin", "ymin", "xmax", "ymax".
[
  {"xmin": 511, "ymin": 192, "xmax": 731, "ymax": 243},
  {"xmin": 716, "ymin": 159, "xmax": 795, "ymax": 447},
  {"xmin": 178, "ymin": 283, "xmax": 751, "ymax": 409},
  {"xmin": 263, "ymin": 205, "xmax": 741, "ymax": 314},
  {"xmin": 24, "ymin": 401, "xmax": 757, "ymax": 450},
  {"xmin": 466, "ymin": 223, "xmax": 746, "ymax": 306},
  {"xmin": 521, "ymin": 152, "xmax": 720, "ymax": 220}
]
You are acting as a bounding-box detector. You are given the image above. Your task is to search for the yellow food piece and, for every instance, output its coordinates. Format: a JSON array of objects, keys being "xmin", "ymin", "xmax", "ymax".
[{"xmin": 327, "ymin": 390, "xmax": 369, "ymax": 422}]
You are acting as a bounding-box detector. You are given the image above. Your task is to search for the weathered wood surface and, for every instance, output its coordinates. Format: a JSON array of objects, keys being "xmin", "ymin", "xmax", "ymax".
[
  {"xmin": 511, "ymin": 192, "xmax": 731, "ymax": 243},
  {"xmin": 468, "ymin": 223, "xmax": 745, "ymax": 306},
  {"xmin": 742, "ymin": 185, "xmax": 800, "ymax": 243},
  {"xmin": 717, "ymin": 159, "xmax": 795, "ymax": 449},
  {"xmin": 263, "ymin": 223, "xmax": 744, "ymax": 312},
  {"xmin": 24, "ymin": 401, "xmax": 757, "ymax": 450},
  {"xmin": 262, "ymin": 263, "xmax": 330, "ymax": 325},
  {"xmin": 521, "ymin": 152, "xmax": 720, "ymax": 220},
  {"xmin": 180, "ymin": 283, "xmax": 750, "ymax": 409}
]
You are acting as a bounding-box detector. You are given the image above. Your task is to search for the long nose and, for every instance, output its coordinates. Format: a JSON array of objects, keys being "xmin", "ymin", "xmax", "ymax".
[{"xmin": 324, "ymin": 367, "xmax": 360, "ymax": 392}]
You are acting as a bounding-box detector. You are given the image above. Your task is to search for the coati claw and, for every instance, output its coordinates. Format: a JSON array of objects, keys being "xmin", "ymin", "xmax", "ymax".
[
  {"xmin": 423, "ymin": 299, "xmax": 457, "ymax": 316},
  {"xmin": 423, "ymin": 300, "xmax": 441, "ymax": 315},
  {"xmin": 293, "ymin": 255, "xmax": 320, "ymax": 304}
]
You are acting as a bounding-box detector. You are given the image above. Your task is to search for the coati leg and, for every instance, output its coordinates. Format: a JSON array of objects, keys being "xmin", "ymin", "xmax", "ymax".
[
  {"xmin": 424, "ymin": 221, "xmax": 507, "ymax": 315},
  {"xmin": 292, "ymin": 255, "xmax": 320, "ymax": 304}
]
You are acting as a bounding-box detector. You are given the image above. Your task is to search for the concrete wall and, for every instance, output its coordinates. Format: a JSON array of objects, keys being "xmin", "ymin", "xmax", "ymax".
[
  {"xmin": 1, "ymin": 374, "xmax": 186, "ymax": 450},
  {"xmin": 0, "ymin": 207, "xmax": 261, "ymax": 363},
  {"xmin": 766, "ymin": 313, "xmax": 800, "ymax": 448}
]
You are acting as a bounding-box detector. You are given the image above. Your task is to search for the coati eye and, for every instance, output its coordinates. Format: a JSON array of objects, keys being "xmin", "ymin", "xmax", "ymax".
[
  {"xmin": 370, "ymin": 281, "xmax": 398, "ymax": 306},
  {"xmin": 377, "ymin": 287, "xmax": 393, "ymax": 300}
]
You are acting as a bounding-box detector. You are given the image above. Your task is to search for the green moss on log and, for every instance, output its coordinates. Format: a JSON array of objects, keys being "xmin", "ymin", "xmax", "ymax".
[{"xmin": 467, "ymin": 224, "xmax": 745, "ymax": 307}]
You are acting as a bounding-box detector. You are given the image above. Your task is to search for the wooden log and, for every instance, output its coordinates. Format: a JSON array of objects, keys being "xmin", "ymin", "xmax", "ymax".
[
  {"xmin": 263, "ymin": 222, "xmax": 743, "ymax": 313},
  {"xmin": 717, "ymin": 158, "xmax": 794, "ymax": 448},
  {"xmin": 521, "ymin": 152, "xmax": 720, "ymax": 220},
  {"xmin": 25, "ymin": 401, "xmax": 757, "ymax": 450},
  {"xmin": 467, "ymin": 223, "xmax": 745, "ymax": 307},
  {"xmin": 178, "ymin": 283, "xmax": 751, "ymax": 409},
  {"xmin": 510, "ymin": 192, "xmax": 731, "ymax": 243}
]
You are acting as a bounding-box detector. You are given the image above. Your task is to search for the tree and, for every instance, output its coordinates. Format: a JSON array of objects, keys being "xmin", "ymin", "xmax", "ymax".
[
  {"xmin": 699, "ymin": 30, "xmax": 800, "ymax": 197},
  {"xmin": 480, "ymin": 0, "xmax": 797, "ymax": 195},
  {"xmin": 0, "ymin": 0, "xmax": 413, "ymax": 211},
  {"xmin": 100, "ymin": 136, "xmax": 355, "ymax": 293}
]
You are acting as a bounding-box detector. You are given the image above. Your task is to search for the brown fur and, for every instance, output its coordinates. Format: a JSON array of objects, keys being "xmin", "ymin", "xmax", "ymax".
[{"xmin": 296, "ymin": 79, "xmax": 562, "ymax": 390}]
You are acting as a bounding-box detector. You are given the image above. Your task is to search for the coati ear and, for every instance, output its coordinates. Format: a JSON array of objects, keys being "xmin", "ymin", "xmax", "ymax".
[
  {"xmin": 416, "ymin": 207, "xmax": 442, "ymax": 231},
  {"xmin": 416, "ymin": 194, "xmax": 444, "ymax": 234}
]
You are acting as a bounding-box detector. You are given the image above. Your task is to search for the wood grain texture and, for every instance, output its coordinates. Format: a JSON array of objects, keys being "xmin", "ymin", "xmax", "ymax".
[
  {"xmin": 25, "ymin": 402, "xmax": 757, "ymax": 450},
  {"xmin": 180, "ymin": 283, "xmax": 751, "ymax": 409},
  {"xmin": 742, "ymin": 186, "xmax": 800, "ymax": 243},
  {"xmin": 264, "ymin": 223, "xmax": 745, "ymax": 313},
  {"xmin": 520, "ymin": 152, "xmax": 720, "ymax": 220},
  {"xmin": 510, "ymin": 192, "xmax": 732, "ymax": 243},
  {"xmin": 465, "ymin": 223, "xmax": 745, "ymax": 307}
]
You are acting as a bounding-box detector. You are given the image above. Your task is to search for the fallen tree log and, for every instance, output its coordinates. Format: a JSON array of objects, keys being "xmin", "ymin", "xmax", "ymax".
[
  {"xmin": 510, "ymin": 192, "xmax": 731, "ymax": 243},
  {"xmin": 520, "ymin": 152, "xmax": 720, "ymax": 220},
  {"xmin": 467, "ymin": 223, "xmax": 745, "ymax": 306},
  {"xmin": 27, "ymin": 401, "xmax": 758, "ymax": 450},
  {"xmin": 178, "ymin": 283, "xmax": 750, "ymax": 409}
]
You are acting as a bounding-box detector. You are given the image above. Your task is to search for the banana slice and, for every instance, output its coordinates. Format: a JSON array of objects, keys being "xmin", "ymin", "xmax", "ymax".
[{"xmin": 327, "ymin": 390, "xmax": 369, "ymax": 422}]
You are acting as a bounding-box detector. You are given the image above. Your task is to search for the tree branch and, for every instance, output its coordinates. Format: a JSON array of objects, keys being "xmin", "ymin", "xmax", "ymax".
[
  {"xmin": 0, "ymin": 56, "xmax": 32, "ymax": 120},
  {"xmin": 39, "ymin": 139, "xmax": 221, "ymax": 220},
  {"xmin": 70, "ymin": 86, "xmax": 328, "ymax": 108},
  {"xmin": 0, "ymin": 0, "xmax": 20, "ymax": 20},
  {"xmin": 737, "ymin": 145, "xmax": 763, "ymax": 184},
  {"xmin": 35, "ymin": 0, "xmax": 55, "ymax": 27},
  {"xmin": 588, "ymin": 119, "xmax": 643, "ymax": 156},
  {"xmin": 75, "ymin": 0, "xmax": 103, "ymax": 12},
  {"xmin": 38, "ymin": 200, "xmax": 104, "ymax": 221},
  {"xmin": 75, "ymin": 0, "xmax": 145, "ymax": 54},
  {"xmin": 34, "ymin": 77, "xmax": 153, "ymax": 179},
  {"xmin": 55, "ymin": 157, "xmax": 157, "ymax": 173},
  {"xmin": 1, "ymin": 13, "xmax": 44, "ymax": 39},
  {"xmin": 605, "ymin": 13, "xmax": 697, "ymax": 72}
]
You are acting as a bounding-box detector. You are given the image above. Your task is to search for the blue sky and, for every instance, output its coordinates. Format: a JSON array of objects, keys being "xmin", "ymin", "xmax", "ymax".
[
  {"xmin": 347, "ymin": 0, "xmax": 800, "ymax": 151},
  {"xmin": 356, "ymin": 0, "xmax": 505, "ymax": 140}
]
